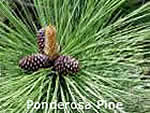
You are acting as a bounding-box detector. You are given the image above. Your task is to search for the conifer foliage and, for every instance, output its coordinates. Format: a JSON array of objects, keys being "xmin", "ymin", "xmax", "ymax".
[{"xmin": 0, "ymin": 0, "xmax": 150, "ymax": 113}]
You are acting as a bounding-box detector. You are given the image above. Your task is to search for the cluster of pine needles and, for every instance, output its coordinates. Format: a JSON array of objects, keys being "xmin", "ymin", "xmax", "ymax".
[{"xmin": 0, "ymin": 0, "xmax": 150, "ymax": 113}]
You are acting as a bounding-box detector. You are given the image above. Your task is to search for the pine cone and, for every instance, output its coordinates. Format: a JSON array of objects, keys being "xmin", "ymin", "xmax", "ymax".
[
  {"xmin": 19, "ymin": 54, "xmax": 52, "ymax": 72},
  {"xmin": 37, "ymin": 28, "xmax": 45, "ymax": 54},
  {"xmin": 54, "ymin": 55, "xmax": 79, "ymax": 74}
]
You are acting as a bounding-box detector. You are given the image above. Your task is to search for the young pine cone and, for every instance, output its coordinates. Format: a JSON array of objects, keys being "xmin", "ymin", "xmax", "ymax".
[
  {"xmin": 19, "ymin": 54, "xmax": 53, "ymax": 72},
  {"xmin": 53, "ymin": 55, "xmax": 79, "ymax": 74},
  {"xmin": 37, "ymin": 28, "xmax": 46, "ymax": 54}
]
